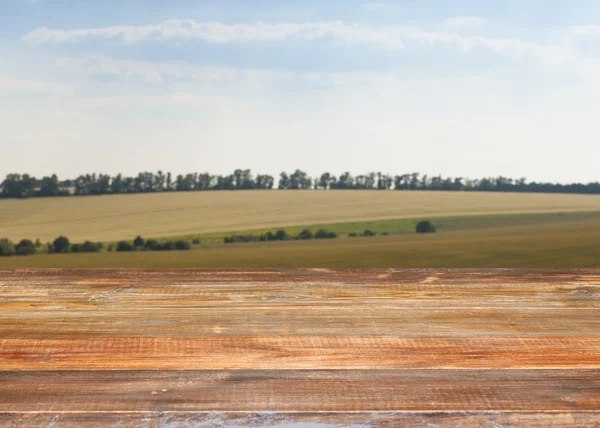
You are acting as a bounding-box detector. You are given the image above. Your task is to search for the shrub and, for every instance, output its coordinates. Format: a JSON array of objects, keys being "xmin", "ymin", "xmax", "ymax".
[
  {"xmin": 361, "ymin": 230, "xmax": 376, "ymax": 237},
  {"xmin": 35, "ymin": 238, "xmax": 42, "ymax": 248},
  {"xmin": 380, "ymin": 232, "xmax": 390, "ymax": 236},
  {"xmin": 315, "ymin": 229, "xmax": 338, "ymax": 239},
  {"xmin": 144, "ymin": 239, "xmax": 161, "ymax": 251},
  {"xmin": 416, "ymin": 220, "xmax": 436, "ymax": 234},
  {"xmin": 0, "ymin": 238, "xmax": 15, "ymax": 257},
  {"xmin": 192, "ymin": 238, "xmax": 201, "ymax": 244},
  {"xmin": 174, "ymin": 240, "xmax": 191, "ymax": 250},
  {"xmin": 133, "ymin": 235, "xmax": 145, "ymax": 247},
  {"xmin": 296, "ymin": 229, "xmax": 313, "ymax": 240},
  {"xmin": 116, "ymin": 241, "xmax": 135, "ymax": 252},
  {"xmin": 107, "ymin": 244, "xmax": 114, "ymax": 252},
  {"xmin": 53, "ymin": 236, "xmax": 70, "ymax": 253},
  {"xmin": 46, "ymin": 242, "xmax": 54, "ymax": 254},
  {"xmin": 225, "ymin": 235, "xmax": 260, "ymax": 244},
  {"xmin": 161, "ymin": 241, "xmax": 175, "ymax": 251},
  {"xmin": 274, "ymin": 229, "xmax": 289, "ymax": 241},
  {"xmin": 348, "ymin": 232, "xmax": 358, "ymax": 238},
  {"xmin": 70, "ymin": 243, "xmax": 82, "ymax": 253},
  {"xmin": 15, "ymin": 239, "xmax": 36, "ymax": 255},
  {"xmin": 81, "ymin": 241, "xmax": 103, "ymax": 252}
]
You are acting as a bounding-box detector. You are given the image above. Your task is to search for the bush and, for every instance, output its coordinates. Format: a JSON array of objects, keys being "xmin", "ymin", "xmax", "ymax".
[
  {"xmin": 174, "ymin": 240, "xmax": 191, "ymax": 250},
  {"xmin": 274, "ymin": 229, "xmax": 289, "ymax": 241},
  {"xmin": 315, "ymin": 229, "xmax": 338, "ymax": 239},
  {"xmin": 0, "ymin": 238, "xmax": 15, "ymax": 257},
  {"xmin": 133, "ymin": 235, "xmax": 145, "ymax": 247},
  {"xmin": 380, "ymin": 232, "xmax": 390, "ymax": 236},
  {"xmin": 144, "ymin": 239, "xmax": 161, "ymax": 251},
  {"xmin": 15, "ymin": 239, "xmax": 36, "ymax": 255},
  {"xmin": 361, "ymin": 230, "xmax": 376, "ymax": 237},
  {"xmin": 53, "ymin": 236, "xmax": 70, "ymax": 253},
  {"xmin": 116, "ymin": 241, "xmax": 136, "ymax": 252},
  {"xmin": 192, "ymin": 238, "xmax": 201, "ymax": 244},
  {"xmin": 296, "ymin": 229, "xmax": 313, "ymax": 240},
  {"xmin": 161, "ymin": 241, "xmax": 175, "ymax": 251},
  {"xmin": 72, "ymin": 242, "xmax": 103, "ymax": 253},
  {"xmin": 348, "ymin": 232, "xmax": 358, "ymax": 238},
  {"xmin": 35, "ymin": 238, "xmax": 42, "ymax": 248},
  {"xmin": 224, "ymin": 235, "xmax": 260, "ymax": 244},
  {"xmin": 107, "ymin": 244, "xmax": 114, "ymax": 252},
  {"xmin": 416, "ymin": 220, "xmax": 436, "ymax": 233}
]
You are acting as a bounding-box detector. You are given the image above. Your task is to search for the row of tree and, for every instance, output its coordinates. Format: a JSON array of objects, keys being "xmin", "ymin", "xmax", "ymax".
[{"xmin": 2, "ymin": 170, "xmax": 600, "ymax": 199}]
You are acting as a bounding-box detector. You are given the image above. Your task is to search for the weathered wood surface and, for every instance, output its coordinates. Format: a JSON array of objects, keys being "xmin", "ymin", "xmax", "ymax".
[{"xmin": 1, "ymin": 268, "xmax": 599, "ymax": 426}]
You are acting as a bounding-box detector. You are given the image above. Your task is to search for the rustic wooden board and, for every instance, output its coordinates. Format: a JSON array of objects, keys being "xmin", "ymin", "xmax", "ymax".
[{"xmin": 1, "ymin": 269, "xmax": 599, "ymax": 426}]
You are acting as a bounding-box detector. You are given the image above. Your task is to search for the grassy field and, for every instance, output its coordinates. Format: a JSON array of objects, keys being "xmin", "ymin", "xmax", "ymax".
[
  {"xmin": 1, "ymin": 211, "xmax": 599, "ymax": 268},
  {"xmin": 2, "ymin": 190, "xmax": 600, "ymax": 243}
]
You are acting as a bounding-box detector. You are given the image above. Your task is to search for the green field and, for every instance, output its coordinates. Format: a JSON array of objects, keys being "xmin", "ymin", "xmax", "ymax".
[
  {"xmin": 2, "ymin": 190, "xmax": 600, "ymax": 243},
  {"xmin": 1, "ymin": 210, "xmax": 599, "ymax": 268}
]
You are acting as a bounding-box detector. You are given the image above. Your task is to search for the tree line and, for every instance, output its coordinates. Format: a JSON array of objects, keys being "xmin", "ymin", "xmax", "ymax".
[{"xmin": 2, "ymin": 170, "xmax": 600, "ymax": 199}]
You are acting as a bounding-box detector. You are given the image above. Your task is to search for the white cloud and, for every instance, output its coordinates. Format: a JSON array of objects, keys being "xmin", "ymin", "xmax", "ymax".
[
  {"xmin": 0, "ymin": 76, "xmax": 74, "ymax": 95},
  {"xmin": 570, "ymin": 25, "xmax": 600, "ymax": 36},
  {"xmin": 23, "ymin": 20, "xmax": 407, "ymax": 50},
  {"xmin": 444, "ymin": 16, "xmax": 487, "ymax": 29},
  {"xmin": 21, "ymin": 19, "xmax": 568, "ymax": 61}
]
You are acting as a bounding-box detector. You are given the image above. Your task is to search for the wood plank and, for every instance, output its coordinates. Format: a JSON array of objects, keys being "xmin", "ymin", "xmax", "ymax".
[
  {"xmin": 2, "ymin": 336, "xmax": 600, "ymax": 370},
  {"xmin": 2, "ymin": 269, "xmax": 600, "ymax": 425},
  {"xmin": 1, "ymin": 370, "xmax": 600, "ymax": 412},
  {"xmin": 2, "ymin": 268, "xmax": 599, "ymax": 338},
  {"xmin": 2, "ymin": 412, "xmax": 600, "ymax": 427}
]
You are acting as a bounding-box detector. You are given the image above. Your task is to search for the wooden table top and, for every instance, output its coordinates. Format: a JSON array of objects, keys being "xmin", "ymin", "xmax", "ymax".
[{"xmin": 1, "ymin": 268, "xmax": 599, "ymax": 427}]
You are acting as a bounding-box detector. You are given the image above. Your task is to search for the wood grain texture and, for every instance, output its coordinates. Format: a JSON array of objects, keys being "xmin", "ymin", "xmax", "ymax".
[{"xmin": 1, "ymin": 269, "xmax": 599, "ymax": 426}]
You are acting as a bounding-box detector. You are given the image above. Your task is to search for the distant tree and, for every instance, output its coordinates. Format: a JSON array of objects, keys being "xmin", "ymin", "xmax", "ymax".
[
  {"xmin": 35, "ymin": 238, "xmax": 42, "ymax": 248},
  {"xmin": 415, "ymin": 220, "xmax": 436, "ymax": 233},
  {"xmin": 174, "ymin": 240, "xmax": 191, "ymax": 250},
  {"xmin": 315, "ymin": 229, "xmax": 338, "ymax": 239},
  {"xmin": 348, "ymin": 232, "xmax": 358, "ymax": 238},
  {"xmin": 133, "ymin": 236, "xmax": 145, "ymax": 247},
  {"xmin": 116, "ymin": 241, "xmax": 135, "ymax": 252},
  {"xmin": 278, "ymin": 172, "xmax": 290, "ymax": 189},
  {"xmin": 274, "ymin": 229, "xmax": 289, "ymax": 241},
  {"xmin": 81, "ymin": 241, "xmax": 102, "ymax": 252},
  {"xmin": 296, "ymin": 229, "xmax": 313, "ymax": 240},
  {"xmin": 144, "ymin": 239, "xmax": 161, "ymax": 251},
  {"xmin": 380, "ymin": 232, "xmax": 390, "ymax": 236},
  {"xmin": 37, "ymin": 174, "xmax": 62, "ymax": 197},
  {"xmin": 319, "ymin": 173, "xmax": 331, "ymax": 190},
  {"xmin": 53, "ymin": 236, "xmax": 70, "ymax": 253},
  {"xmin": 0, "ymin": 238, "xmax": 15, "ymax": 257},
  {"xmin": 15, "ymin": 239, "xmax": 36, "ymax": 255},
  {"xmin": 192, "ymin": 238, "xmax": 201, "ymax": 244},
  {"xmin": 161, "ymin": 241, "xmax": 175, "ymax": 251},
  {"xmin": 107, "ymin": 244, "xmax": 114, "ymax": 252},
  {"xmin": 361, "ymin": 230, "xmax": 376, "ymax": 237},
  {"xmin": 264, "ymin": 231, "xmax": 276, "ymax": 241},
  {"xmin": 166, "ymin": 172, "xmax": 173, "ymax": 191}
]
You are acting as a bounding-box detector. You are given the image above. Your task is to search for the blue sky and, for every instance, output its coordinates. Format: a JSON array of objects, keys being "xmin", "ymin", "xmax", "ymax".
[{"xmin": 1, "ymin": 0, "xmax": 600, "ymax": 182}]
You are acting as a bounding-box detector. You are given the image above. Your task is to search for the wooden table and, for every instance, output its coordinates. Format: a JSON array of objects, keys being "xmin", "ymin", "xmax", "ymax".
[{"xmin": 1, "ymin": 269, "xmax": 599, "ymax": 427}]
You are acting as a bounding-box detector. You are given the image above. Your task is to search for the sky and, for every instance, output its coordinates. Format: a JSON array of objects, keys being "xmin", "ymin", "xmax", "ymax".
[{"xmin": 1, "ymin": 0, "xmax": 600, "ymax": 183}]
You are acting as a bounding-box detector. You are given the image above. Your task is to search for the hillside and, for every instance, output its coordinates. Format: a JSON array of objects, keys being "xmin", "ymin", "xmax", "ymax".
[{"xmin": 1, "ymin": 189, "xmax": 600, "ymax": 243}]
